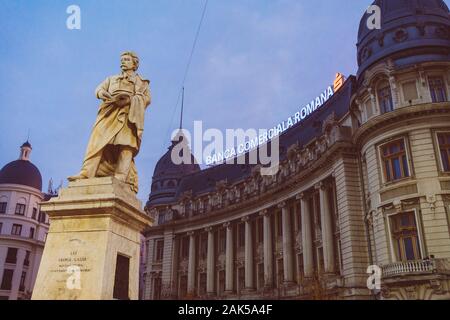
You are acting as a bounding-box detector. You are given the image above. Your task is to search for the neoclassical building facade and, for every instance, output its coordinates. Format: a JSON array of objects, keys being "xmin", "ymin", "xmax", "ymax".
[
  {"xmin": 143, "ymin": 0, "xmax": 450, "ymax": 300},
  {"xmin": 0, "ymin": 142, "xmax": 51, "ymax": 300}
]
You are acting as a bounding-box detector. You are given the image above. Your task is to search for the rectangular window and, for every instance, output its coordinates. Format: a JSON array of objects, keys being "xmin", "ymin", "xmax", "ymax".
[
  {"xmin": 179, "ymin": 275, "xmax": 188, "ymax": 298},
  {"xmin": 365, "ymin": 100, "xmax": 374, "ymax": 119},
  {"xmin": 296, "ymin": 203, "xmax": 302, "ymax": 232},
  {"xmin": 390, "ymin": 212, "xmax": 421, "ymax": 261},
  {"xmin": 238, "ymin": 267, "xmax": 245, "ymax": 293},
  {"xmin": 181, "ymin": 237, "xmax": 189, "ymax": 259},
  {"xmin": 24, "ymin": 251, "xmax": 30, "ymax": 267},
  {"xmin": 276, "ymin": 211, "xmax": 283, "ymax": 238},
  {"xmin": 200, "ymin": 233, "xmax": 208, "ymax": 259},
  {"xmin": 11, "ymin": 224, "xmax": 22, "ymax": 236},
  {"xmin": 378, "ymin": 85, "xmax": 394, "ymax": 113},
  {"xmin": 0, "ymin": 202, "xmax": 7, "ymax": 214},
  {"xmin": 317, "ymin": 247, "xmax": 325, "ymax": 273},
  {"xmin": 429, "ymin": 77, "xmax": 447, "ymax": 103},
  {"xmin": 402, "ymin": 80, "xmax": 418, "ymax": 102},
  {"xmin": 218, "ymin": 229, "xmax": 226, "ymax": 254},
  {"xmin": 154, "ymin": 239, "xmax": 164, "ymax": 262},
  {"xmin": 298, "ymin": 254, "xmax": 304, "ymax": 281},
  {"xmin": 257, "ymin": 218, "xmax": 263, "ymax": 244},
  {"xmin": 218, "ymin": 270, "xmax": 225, "ymax": 295},
  {"xmin": 0, "ymin": 270, "xmax": 14, "ymax": 290},
  {"xmin": 438, "ymin": 132, "xmax": 450, "ymax": 172},
  {"xmin": 29, "ymin": 227, "xmax": 35, "ymax": 239},
  {"xmin": 19, "ymin": 272, "xmax": 26, "ymax": 292},
  {"xmin": 158, "ymin": 213, "xmax": 165, "ymax": 225},
  {"xmin": 32, "ymin": 208, "xmax": 37, "ymax": 220},
  {"xmin": 38, "ymin": 211, "xmax": 46, "ymax": 223},
  {"xmin": 6, "ymin": 248, "xmax": 18, "ymax": 264},
  {"xmin": 15, "ymin": 204, "xmax": 26, "ymax": 216},
  {"xmin": 153, "ymin": 277, "xmax": 162, "ymax": 300},
  {"xmin": 277, "ymin": 259, "xmax": 284, "ymax": 285},
  {"xmin": 0, "ymin": 222, "xmax": 2, "ymax": 234},
  {"xmin": 113, "ymin": 254, "xmax": 130, "ymax": 300},
  {"xmin": 257, "ymin": 263, "xmax": 264, "ymax": 290},
  {"xmin": 381, "ymin": 139, "xmax": 410, "ymax": 182},
  {"xmin": 199, "ymin": 273, "xmax": 207, "ymax": 296},
  {"xmin": 238, "ymin": 223, "xmax": 245, "ymax": 248}
]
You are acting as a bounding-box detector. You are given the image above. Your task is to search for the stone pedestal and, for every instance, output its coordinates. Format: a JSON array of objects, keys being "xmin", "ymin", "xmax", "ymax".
[{"xmin": 31, "ymin": 177, "xmax": 153, "ymax": 300}]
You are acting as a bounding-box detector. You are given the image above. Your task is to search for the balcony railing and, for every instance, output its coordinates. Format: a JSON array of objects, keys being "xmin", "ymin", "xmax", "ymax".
[{"xmin": 382, "ymin": 258, "xmax": 450, "ymax": 278}]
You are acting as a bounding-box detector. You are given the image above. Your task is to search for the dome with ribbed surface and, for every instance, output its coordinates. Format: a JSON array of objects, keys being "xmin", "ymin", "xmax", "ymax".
[
  {"xmin": 147, "ymin": 135, "xmax": 200, "ymax": 206},
  {"xmin": 0, "ymin": 160, "xmax": 42, "ymax": 191},
  {"xmin": 357, "ymin": 0, "xmax": 450, "ymax": 79}
]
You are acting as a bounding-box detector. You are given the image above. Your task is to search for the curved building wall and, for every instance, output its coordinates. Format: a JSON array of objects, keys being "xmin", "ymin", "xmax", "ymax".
[{"xmin": 0, "ymin": 184, "xmax": 49, "ymax": 300}]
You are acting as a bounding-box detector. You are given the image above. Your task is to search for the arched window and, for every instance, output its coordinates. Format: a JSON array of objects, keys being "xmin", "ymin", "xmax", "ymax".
[
  {"xmin": 377, "ymin": 80, "xmax": 393, "ymax": 114},
  {"xmin": 167, "ymin": 180, "xmax": 176, "ymax": 188}
]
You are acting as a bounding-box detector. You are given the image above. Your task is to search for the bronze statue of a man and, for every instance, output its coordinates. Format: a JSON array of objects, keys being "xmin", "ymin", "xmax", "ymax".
[{"xmin": 69, "ymin": 52, "xmax": 151, "ymax": 193}]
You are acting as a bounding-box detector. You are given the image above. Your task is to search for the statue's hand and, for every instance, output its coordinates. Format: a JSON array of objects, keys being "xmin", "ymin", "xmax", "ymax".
[
  {"xmin": 114, "ymin": 94, "xmax": 131, "ymax": 108},
  {"xmin": 98, "ymin": 89, "xmax": 113, "ymax": 101}
]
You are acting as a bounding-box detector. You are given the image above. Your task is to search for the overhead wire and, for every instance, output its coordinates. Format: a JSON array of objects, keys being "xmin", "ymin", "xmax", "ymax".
[{"xmin": 160, "ymin": 0, "xmax": 209, "ymax": 154}]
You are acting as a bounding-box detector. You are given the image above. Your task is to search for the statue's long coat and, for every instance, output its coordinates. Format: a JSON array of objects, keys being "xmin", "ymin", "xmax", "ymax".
[{"xmin": 82, "ymin": 73, "xmax": 151, "ymax": 192}]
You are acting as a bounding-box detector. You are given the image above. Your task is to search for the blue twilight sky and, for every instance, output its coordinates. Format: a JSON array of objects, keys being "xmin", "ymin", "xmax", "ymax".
[{"xmin": 2, "ymin": 0, "xmax": 447, "ymax": 203}]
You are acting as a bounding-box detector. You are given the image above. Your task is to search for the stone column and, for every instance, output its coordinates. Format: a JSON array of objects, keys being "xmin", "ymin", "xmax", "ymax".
[
  {"xmin": 187, "ymin": 231, "xmax": 196, "ymax": 296},
  {"xmin": 318, "ymin": 182, "xmax": 335, "ymax": 274},
  {"xmin": 260, "ymin": 210, "xmax": 274, "ymax": 288},
  {"xmin": 279, "ymin": 202, "xmax": 295, "ymax": 284},
  {"xmin": 300, "ymin": 193, "xmax": 314, "ymax": 278},
  {"xmin": 206, "ymin": 227, "xmax": 215, "ymax": 295},
  {"xmin": 224, "ymin": 222, "xmax": 234, "ymax": 293},
  {"xmin": 243, "ymin": 216, "xmax": 255, "ymax": 290},
  {"xmin": 171, "ymin": 236, "xmax": 180, "ymax": 298}
]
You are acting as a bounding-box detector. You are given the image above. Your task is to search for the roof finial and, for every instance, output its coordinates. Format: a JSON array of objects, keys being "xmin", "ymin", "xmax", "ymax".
[{"xmin": 19, "ymin": 140, "xmax": 32, "ymax": 161}]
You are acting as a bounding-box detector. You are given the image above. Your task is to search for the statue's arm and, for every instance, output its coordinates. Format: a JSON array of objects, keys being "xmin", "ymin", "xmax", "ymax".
[
  {"xmin": 135, "ymin": 80, "xmax": 151, "ymax": 107},
  {"xmin": 143, "ymin": 83, "xmax": 151, "ymax": 107},
  {"xmin": 95, "ymin": 77, "xmax": 112, "ymax": 101}
]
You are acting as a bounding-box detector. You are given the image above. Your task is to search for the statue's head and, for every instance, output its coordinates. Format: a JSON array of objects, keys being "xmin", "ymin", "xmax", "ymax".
[{"xmin": 121, "ymin": 51, "xmax": 139, "ymax": 72}]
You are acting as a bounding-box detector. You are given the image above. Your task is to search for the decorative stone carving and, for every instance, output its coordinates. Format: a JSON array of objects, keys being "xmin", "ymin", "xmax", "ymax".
[{"xmin": 393, "ymin": 28, "xmax": 408, "ymax": 43}]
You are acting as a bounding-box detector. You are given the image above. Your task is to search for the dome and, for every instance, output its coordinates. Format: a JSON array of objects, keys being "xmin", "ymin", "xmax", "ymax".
[
  {"xmin": 357, "ymin": 0, "xmax": 450, "ymax": 79},
  {"xmin": 0, "ymin": 160, "xmax": 43, "ymax": 191},
  {"xmin": 152, "ymin": 140, "xmax": 200, "ymax": 181},
  {"xmin": 147, "ymin": 135, "xmax": 200, "ymax": 206}
]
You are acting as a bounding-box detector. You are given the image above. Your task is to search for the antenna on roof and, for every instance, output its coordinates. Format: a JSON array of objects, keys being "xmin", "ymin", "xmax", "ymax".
[{"xmin": 179, "ymin": 86, "xmax": 185, "ymax": 130}]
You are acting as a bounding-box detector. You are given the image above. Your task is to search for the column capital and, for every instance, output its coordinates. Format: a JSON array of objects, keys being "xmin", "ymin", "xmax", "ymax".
[
  {"xmin": 205, "ymin": 226, "xmax": 214, "ymax": 233},
  {"xmin": 296, "ymin": 193, "xmax": 305, "ymax": 200},
  {"xmin": 223, "ymin": 222, "xmax": 232, "ymax": 229},
  {"xmin": 277, "ymin": 201, "xmax": 287, "ymax": 209},
  {"xmin": 315, "ymin": 181, "xmax": 330, "ymax": 191},
  {"xmin": 259, "ymin": 209, "xmax": 269, "ymax": 217},
  {"xmin": 187, "ymin": 231, "xmax": 196, "ymax": 237},
  {"xmin": 241, "ymin": 216, "xmax": 250, "ymax": 222}
]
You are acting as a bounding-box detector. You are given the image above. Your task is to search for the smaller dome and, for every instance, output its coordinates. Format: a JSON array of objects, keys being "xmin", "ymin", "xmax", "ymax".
[{"xmin": 0, "ymin": 160, "xmax": 43, "ymax": 191}]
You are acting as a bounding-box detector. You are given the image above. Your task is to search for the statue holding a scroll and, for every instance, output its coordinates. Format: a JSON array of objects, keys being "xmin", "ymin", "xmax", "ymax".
[{"xmin": 69, "ymin": 51, "xmax": 151, "ymax": 193}]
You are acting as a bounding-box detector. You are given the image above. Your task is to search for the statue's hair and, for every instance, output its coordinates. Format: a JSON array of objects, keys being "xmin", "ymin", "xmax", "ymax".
[{"xmin": 121, "ymin": 51, "xmax": 140, "ymax": 71}]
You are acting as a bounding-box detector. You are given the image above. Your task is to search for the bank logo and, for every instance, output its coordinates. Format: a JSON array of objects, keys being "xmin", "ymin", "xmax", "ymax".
[
  {"xmin": 66, "ymin": 5, "xmax": 81, "ymax": 30},
  {"xmin": 366, "ymin": 5, "xmax": 381, "ymax": 30},
  {"xmin": 170, "ymin": 126, "xmax": 281, "ymax": 176}
]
